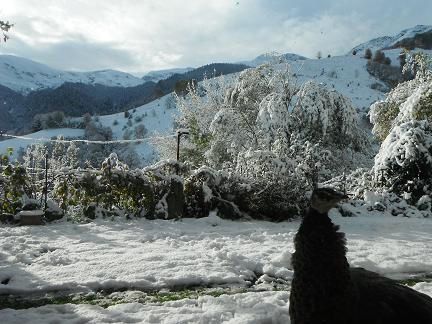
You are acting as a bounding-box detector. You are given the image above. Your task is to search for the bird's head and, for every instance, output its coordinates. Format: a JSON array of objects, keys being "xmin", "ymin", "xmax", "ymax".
[{"xmin": 310, "ymin": 187, "xmax": 348, "ymax": 214}]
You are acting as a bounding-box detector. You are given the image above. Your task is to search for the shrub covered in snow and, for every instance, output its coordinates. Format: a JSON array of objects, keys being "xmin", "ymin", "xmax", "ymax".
[
  {"xmin": 373, "ymin": 121, "xmax": 432, "ymax": 203},
  {"xmin": 54, "ymin": 154, "xmax": 157, "ymax": 218},
  {"xmin": 183, "ymin": 166, "xmax": 307, "ymax": 221},
  {"xmin": 370, "ymin": 52, "xmax": 432, "ymax": 203}
]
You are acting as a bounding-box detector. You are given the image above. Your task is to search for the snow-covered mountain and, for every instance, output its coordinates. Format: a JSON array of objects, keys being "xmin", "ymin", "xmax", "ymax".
[
  {"xmin": 141, "ymin": 67, "xmax": 194, "ymax": 83},
  {"xmin": 239, "ymin": 51, "xmax": 307, "ymax": 67},
  {"xmin": 0, "ymin": 53, "xmax": 386, "ymax": 163},
  {"xmin": 3, "ymin": 24, "xmax": 432, "ymax": 164},
  {"xmin": 351, "ymin": 25, "xmax": 432, "ymax": 53},
  {"xmin": 0, "ymin": 55, "xmax": 146, "ymax": 94}
]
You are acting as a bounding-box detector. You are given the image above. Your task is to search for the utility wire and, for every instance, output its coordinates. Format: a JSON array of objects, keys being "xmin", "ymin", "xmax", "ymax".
[{"xmin": 0, "ymin": 133, "xmax": 176, "ymax": 145}]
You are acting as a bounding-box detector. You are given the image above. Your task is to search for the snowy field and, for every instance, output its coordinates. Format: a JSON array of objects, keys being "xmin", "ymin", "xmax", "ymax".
[{"xmin": 1, "ymin": 210, "xmax": 431, "ymax": 323}]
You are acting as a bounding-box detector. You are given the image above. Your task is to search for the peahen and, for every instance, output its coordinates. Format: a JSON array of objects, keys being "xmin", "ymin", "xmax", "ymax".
[{"xmin": 289, "ymin": 187, "xmax": 432, "ymax": 324}]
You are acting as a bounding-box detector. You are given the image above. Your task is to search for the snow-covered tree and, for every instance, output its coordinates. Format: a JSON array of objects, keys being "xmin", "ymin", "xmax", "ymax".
[
  {"xmin": 157, "ymin": 75, "xmax": 231, "ymax": 165},
  {"xmin": 370, "ymin": 52, "xmax": 432, "ymax": 140},
  {"xmin": 371, "ymin": 52, "xmax": 432, "ymax": 202},
  {"xmin": 208, "ymin": 64, "xmax": 297, "ymax": 168},
  {"xmin": 156, "ymin": 62, "xmax": 370, "ymax": 217}
]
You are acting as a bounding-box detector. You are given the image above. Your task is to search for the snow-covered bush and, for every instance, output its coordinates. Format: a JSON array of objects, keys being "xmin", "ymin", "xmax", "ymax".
[
  {"xmin": 370, "ymin": 52, "xmax": 432, "ymax": 203},
  {"xmin": 373, "ymin": 121, "xmax": 432, "ymax": 203},
  {"xmin": 54, "ymin": 154, "xmax": 156, "ymax": 218},
  {"xmin": 183, "ymin": 165, "xmax": 306, "ymax": 221}
]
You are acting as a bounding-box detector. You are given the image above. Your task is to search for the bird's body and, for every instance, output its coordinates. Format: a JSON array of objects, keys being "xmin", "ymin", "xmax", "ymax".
[{"xmin": 289, "ymin": 188, "xmax": 432, "ymax": 324}]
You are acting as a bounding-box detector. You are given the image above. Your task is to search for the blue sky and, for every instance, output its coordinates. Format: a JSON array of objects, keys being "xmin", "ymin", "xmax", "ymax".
[{"xmin": 1, "ymin": 0, "xmax": 430, "ymax": 73}]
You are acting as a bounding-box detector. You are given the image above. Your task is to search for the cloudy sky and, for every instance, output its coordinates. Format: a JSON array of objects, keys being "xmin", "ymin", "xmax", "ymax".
[{"xmin": 1, "ymin": 0, "xmax": 430, "ymax": 74}]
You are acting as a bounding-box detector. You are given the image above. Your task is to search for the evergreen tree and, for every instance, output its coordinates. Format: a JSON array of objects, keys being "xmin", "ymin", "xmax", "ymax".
[
  {"xmin": 373, "ymin": 50, "xmax": 385, "ymax": 64},
  {"xmin": 364, "ymin": 48, "xmax": 372, "ymax": 60}
]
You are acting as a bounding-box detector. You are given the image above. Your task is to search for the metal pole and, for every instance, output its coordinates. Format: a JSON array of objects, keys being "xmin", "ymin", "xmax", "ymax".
[
  {"xmin": 176, "ymin": 133, "xmax": 181, "ymax": 161},
  {"xmin": 176, "ymin": 131, "xmax": 189, "ymax": 162},
  {"xmin": 44, "ymin": 153, "xmax": 48, "ymax": 212}
]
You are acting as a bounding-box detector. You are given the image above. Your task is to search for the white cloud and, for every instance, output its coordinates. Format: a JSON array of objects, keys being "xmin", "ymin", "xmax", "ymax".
[{"xmin": 1, "ymin": 0, "xmax": 430, "ymax": 72}]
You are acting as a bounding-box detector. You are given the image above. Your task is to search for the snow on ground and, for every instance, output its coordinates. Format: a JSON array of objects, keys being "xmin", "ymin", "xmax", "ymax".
[
  {"xmin": 0, "ymin": 211, "xmax": 431, "ymax": 323},
  {"xmin": 0, "ymin": 291, "xmax": 291, "ymax": 324}
]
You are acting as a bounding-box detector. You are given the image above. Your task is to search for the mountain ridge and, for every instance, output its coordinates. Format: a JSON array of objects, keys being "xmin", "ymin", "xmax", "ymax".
[{"xmin": 351, "ymin": 24, "xmax": 432, "ymax": 53}]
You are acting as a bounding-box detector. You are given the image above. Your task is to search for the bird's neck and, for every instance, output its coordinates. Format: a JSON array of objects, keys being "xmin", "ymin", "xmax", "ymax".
[
  {"xmin": 291, "ymin": 209, "xmax": 355, "ymax": 324},
  {"xmin": 293, "ymin": 207, "xmax": 352, "ymax": 291},
  {"xmin": 298, "ymin": 207, "xmax": 350, "ymax": 266}
]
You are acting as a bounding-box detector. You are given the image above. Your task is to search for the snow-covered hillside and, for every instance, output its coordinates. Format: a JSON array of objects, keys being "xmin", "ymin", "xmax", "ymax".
[
  {"xmin": 0, "ymin": 55, "xmax": 145, "ymax": 94},
  {"xmin": 0, "ymin": 93, "xmax": 177, "ymax": 164},
  {"xmin": 288, "ymin": 54, "xmax": 385, "ymax": 110},
  {"xmin": 351, "ymin": 24, "xmax": 432, "ymax": 53},
  {"xmin": 239, "ymin": 51, "xmax": 307, "ymax": 67},
  {"xmin": 0, "ymin": 128, "xmax": 85, "ymax": 158},
  {"xmin": 141, "ymin": 67, "xmax": 194, "ymax": 83}
]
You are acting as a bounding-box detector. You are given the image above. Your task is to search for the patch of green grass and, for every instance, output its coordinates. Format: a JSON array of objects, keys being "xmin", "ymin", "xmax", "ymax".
[
  {"xmin": 0, "ymin": 287, "xmax": 256, "ymax": 310},
  {"xmin": 396, "ymin": 273, "xmax": 432, "ymax": 287}
]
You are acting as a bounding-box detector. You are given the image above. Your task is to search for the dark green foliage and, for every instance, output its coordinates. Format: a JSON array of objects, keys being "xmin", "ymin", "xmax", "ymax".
[
  {"xmin": 174, "ymin": 79, "xmax": 197, "ymax": 96},
  {"xmin": 183, "ymin": 167, "xmax": 304, "ymax": 221},
  {"xmin": 157, "ymin": 63, "xmax": 249, "ymax": 94},
  {"xmin": 366, "ymin": 60, "xmax": 404, "ymax": 88},
  {"xmin": 364, "ymin": 48, "xmax": 372, "ymax": 60},
  {"xmin": 373, "ymin": 50, "xmax": 386, "ymax": 64},
  {"xmin": 134, "ymin": 124, "xmax": 147, "ymax": 139},
  {"xmin": 32, "ymin": 111, "xmax": 66, "ymax": 130},
  {"xmin": 55, "ymin": 163, "xmax": 156, "ymax": 218},
  {"xmin": 0, "ymin": 160, "xmax": 29, "ymax": 214},
  {"xmin": 390, "ymin": 30, "xmax": 432, "ymax": 50}
]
